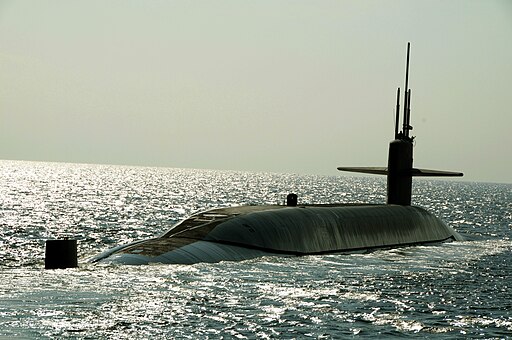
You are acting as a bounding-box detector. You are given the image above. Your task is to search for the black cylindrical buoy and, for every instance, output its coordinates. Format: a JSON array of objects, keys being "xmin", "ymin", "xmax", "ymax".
[
  {"xmin": 45, "ymin": 239, "xmax": 78, "ymax": 269},
  {"xmin": 286, "ymin": 193, "xmax": 298, "ymax": 206}
]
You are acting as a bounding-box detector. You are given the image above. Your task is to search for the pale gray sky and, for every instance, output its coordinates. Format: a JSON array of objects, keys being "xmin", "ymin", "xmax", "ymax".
[{"xmin": 1, "ymin": 0, "xmax": 511, "ymax": 183}]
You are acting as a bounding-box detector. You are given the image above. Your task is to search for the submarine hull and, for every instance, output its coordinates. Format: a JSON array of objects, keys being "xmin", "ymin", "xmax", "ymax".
[{"xmin": 92, "ymin": 204, "xmax": 462, "ymax": 265}]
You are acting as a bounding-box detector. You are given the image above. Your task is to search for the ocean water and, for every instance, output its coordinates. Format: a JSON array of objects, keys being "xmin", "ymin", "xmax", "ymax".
[{"xmin": 0, "ymin": 160, "xmax": 510, "ymax": 339}]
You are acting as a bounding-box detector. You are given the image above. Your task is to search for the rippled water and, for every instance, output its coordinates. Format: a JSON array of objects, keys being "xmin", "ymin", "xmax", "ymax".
[{"xmin": 1, "ymin": 160, "xmax": 511, "ymax": 338}]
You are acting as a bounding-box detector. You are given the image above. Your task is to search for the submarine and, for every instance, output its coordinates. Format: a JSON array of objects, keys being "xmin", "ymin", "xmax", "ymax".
[{"xmin": 91, "ymin": 43, "xmax": 463, "ymax": 265}]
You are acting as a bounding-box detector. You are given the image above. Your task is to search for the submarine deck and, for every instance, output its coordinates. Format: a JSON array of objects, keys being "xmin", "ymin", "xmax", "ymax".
[
  {"xmin": 109, "ymin": 202, "xmax": 460, "ymax": 261},
  {"xmin": 117, "ymin": 203, "xmax": 372, "ymax": 257}
]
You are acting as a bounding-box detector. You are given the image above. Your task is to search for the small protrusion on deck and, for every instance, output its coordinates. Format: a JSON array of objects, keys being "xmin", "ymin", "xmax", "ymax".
[{"xmin": 286, "ymin": 193, "xmax": 298, "ymax": 206}]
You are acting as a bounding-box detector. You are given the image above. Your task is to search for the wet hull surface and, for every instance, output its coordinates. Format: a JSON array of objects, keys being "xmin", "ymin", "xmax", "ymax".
[{"xmin": 93, "ymin": 204, "xmax": 462, "ymax": 265}]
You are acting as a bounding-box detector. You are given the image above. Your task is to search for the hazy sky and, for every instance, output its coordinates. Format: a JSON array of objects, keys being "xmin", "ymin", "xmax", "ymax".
[{"xmin": 1, "ymin": 1, "xmax": 511, "ymax": 183}]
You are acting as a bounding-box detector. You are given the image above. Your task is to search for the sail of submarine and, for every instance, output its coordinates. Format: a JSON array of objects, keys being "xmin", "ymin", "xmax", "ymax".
[{"xmin": 91, "ymin": 43, "xmax": 463, "ymax": 265}]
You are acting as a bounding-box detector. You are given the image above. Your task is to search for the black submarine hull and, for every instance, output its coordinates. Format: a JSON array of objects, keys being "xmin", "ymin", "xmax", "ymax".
[{"xmin": 92, "ymin": 204, "xmax": 462, "ymax": 265}]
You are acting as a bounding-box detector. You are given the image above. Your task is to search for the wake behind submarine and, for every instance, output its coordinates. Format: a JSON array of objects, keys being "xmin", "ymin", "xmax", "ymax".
[{"xmin": 92, "ymin": 43, "xmax": 463, "ymax": 265}]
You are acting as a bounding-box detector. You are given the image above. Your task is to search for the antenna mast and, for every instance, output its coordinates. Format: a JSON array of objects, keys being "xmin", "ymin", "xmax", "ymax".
[
  {"xmin": 402, "ymin": 42, "xmax": 411, "ymax": 139},
  {"xmin": 394, "ymin": 87, "xmax": 400, "ymax": 139}
]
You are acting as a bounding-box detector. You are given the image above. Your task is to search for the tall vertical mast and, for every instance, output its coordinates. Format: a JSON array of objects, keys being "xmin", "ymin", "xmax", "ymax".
[
  {"xmin": 406, "ymin": 89, "xmax": 412, "ymax": 137},
  {"xmin": 402, "ymin": 42, "xmax": 411, "ymax": 138},
  {"xmin": 394, "ymin": 88, "xmax": 400, "ymax": 139}
]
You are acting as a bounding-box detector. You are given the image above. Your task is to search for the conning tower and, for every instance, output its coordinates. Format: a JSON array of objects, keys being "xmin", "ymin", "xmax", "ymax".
[{"xmin": 338, "ymin": 43, "xmax": 463, "ymax": 205}]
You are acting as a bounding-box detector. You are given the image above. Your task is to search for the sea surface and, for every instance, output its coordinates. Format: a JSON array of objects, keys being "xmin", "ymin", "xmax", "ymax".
[{"xmin": 0, "ymin": 160, "xmax": 510, "ymax": 339}]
